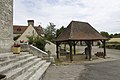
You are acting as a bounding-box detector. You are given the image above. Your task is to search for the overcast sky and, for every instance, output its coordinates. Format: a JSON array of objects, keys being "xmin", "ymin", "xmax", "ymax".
[{"xmin": 13, "ymin": 0, "xmax": 120, "ymax": 34}]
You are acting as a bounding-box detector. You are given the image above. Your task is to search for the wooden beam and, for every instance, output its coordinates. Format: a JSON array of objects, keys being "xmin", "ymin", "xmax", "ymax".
[
  {"xmin": 103, "ymin": 40, "xmax": 106, "ymax": 58},
  {"xmin": 88, "ymin": 41, "xmax": 92, "ymax": 60},
  {"xmin": 73, "ymin": 44, "xmax": 76, "ymax": 55},
  {"xmin": 56, "ymin": 42, "xmax": 61, "ymax": 60},
  {"xmin": 70, "ymin": 44, "xmax": 73, "ymax": 61},
  {"xmin": 73, "ymin": 41, "xmax": 76, "ymax": 55},
  {"xmin": 85, "ymin": 41, "xmax": 92, "ymax": 61},
  {"xmin": 68, "ymin": 41, "xmax": 73, "ymax": 61},
  {"xmin": 73, "ymin": 41, "xmax": 78, "ymax": 55},
  {"xmin": 100, "ymin": 40, "xmax": 106, "ymax": 58}
]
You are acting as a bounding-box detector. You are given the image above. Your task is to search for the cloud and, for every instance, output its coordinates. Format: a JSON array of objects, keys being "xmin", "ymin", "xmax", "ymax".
[{"xmin": 13, "ymin": 0, "xmax": 120, "ymax": 33}]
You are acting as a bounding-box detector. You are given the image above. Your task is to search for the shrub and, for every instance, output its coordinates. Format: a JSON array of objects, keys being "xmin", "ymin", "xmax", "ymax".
[
  {"xmin": 14, "ymin": 35, "xmax": 21, "ymax": 41},
  {"xmin": 34, "ymin": 36, "xmax": 46, "ymax": 51},
  {"xmin": 27, "ymin": 36, "xmax": 47, "ymax": 51},
  {"xmin": 115, "ymin": 45, "xmax": 120, "ymax": 50},
  {"xmin": 27, "ymin": 36, "xmax": 34, "ymax": 44},
  {"xmin": 106, "ymin": 44, "xmax": 120, "ymax": 50}
]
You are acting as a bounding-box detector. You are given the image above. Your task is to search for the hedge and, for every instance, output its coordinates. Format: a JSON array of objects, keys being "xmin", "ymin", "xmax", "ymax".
[{"xmin": 105, "ymin": 44, "xmax": 120, "ymax": 50}]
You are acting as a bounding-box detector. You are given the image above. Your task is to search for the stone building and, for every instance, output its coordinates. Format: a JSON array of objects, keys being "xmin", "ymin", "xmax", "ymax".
[{"xmin": 0, "ymin": 0, "xmax": 13, "ymax": 53}]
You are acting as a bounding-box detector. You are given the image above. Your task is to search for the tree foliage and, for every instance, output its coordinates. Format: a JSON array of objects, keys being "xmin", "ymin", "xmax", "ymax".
[
  {"xmin": 44, "ymin": 22, "xmax": 56, "ymax": 42},
  {"xmin": 56, "ymin": 26, "xmax": 65, "ymax": 38},
  {"xmin": 100, "ymin": 31, "xmax": 120, "ymax": 38},
  {"xmin": 109, "ymin": 33, "xmax": 120, "ymax": 38},
  {"xmin": 14, "ymin": 35, "xmax": 21, "ymax": 41},
  {"xmin": 100, "ymin": 31, "xmax": 109, "ymax": 38},
  {"xmin": 27, "ymin": 36, "xmax": 46, "ymax": 51},
  {"xmin": 27, "ymin": 36, "xmax": 34, "ymax": 44},
  {"xmin": 34, "ymin": 36, "xmax": 46, "ymax": 51}
]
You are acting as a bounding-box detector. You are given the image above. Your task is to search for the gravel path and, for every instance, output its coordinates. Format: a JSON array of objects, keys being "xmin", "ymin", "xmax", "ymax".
[{"xmin": 43, "ymin": 64, "xmax": 85, "ymax": 80}]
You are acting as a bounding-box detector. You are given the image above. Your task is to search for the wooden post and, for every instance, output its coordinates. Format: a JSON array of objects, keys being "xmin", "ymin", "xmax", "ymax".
[
  {"xmin": 103, "ymin": 40, "xmax": 106, "ymax": 58},
  {"xmin": 70, "ymin": 44, "xmax": 73, "ymax": 61},
  {"xmin": 74, "ymin": 41, "xmax": 76, "ymax": 55},
  {"xmin": 73, "ymin": 41, "xmax": 78, "ymax": 55},
  {"xmin": 88, "ymin": 41, "xmax": 92, "ymax": 60},
  {"xmin": 68, "ymin": 41, "xmax": 73, "ymax": 61},
  {"xmin": 56, "ymin": 42, "xmax": 59, "ymax": 60},
  {"xmin": 100, "ymin": 40, "xmax": 106, "ymax": 58},
  {"xmin": 85, "ymin": 41, "xmax": 92, "ymax": 61}
]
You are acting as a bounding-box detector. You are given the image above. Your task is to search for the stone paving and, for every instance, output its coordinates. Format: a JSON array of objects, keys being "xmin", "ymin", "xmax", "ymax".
[
  {"xmin": 43, "ymin": 47, "xmax": 120, "ymax": 80},
  {"xmin": 78, "ymin": 60, "xmax": 120, "ymax": 80},
  {"xmin": 43, "ymin": 64, "xmax": 85, "ymax": 80}
]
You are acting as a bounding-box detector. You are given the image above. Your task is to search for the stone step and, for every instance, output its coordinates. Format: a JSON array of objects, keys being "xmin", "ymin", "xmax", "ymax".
[
  {"xmin": 5, "ymin": 58, "xmax": 41, "ymax": 80},
  {"xmin": 14, "ymin": 60, "xmax": 46, "ymax": 80},
  {"xmin": 29, "ymin": 62, "xmax": 51, "ymax": 80},
  {"xmin": 0, "ymin": 53, "xmax": 16, "ymax": 62},
  {"xmin": 0, "ymin": 52, "xmax": 51, "ymax": 80},
  {"xmin": 0, "ymin": 52, "xmax": 29, "ymax": 62},
  {"xmin": 0, "ymin": 56, "xmax": 37, "ymax": 74},
  {"xmin": 0, "ymin": 53, "xmax": 33, "ymax": 67}
]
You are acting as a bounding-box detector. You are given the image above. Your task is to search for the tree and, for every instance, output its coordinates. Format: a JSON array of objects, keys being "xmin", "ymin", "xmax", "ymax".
[
  {"xmin": 27, "ymin": 36, "xmax": 47, "ymax": 51},
  {"xmin": 44, "ymin": 22, "xmax": 56, "ymax": 42},
  {"xmin": 56, "ymin": 26, "xmax": 65, "ymax": 37},
  {"xmin": 109, "ymin": 33, "xmax": 120, "ymax": 38},
  {"xmin": 100, "ymin": 31, "xmax": 109, "ymax": 38},
  {"xmin": 13, "ymin": 35, "xmax": 21, "ymax": 41},
  {"xmin": 34, "ymin": 36, "xmax": 46, "ymax": 51},
  {"xmin": 27, "ymin": 35, "xmax": 34, "ymax": 44},
  {"xmin": 109, "ymin": 34, "xmax": 114, "ymax": 38}
]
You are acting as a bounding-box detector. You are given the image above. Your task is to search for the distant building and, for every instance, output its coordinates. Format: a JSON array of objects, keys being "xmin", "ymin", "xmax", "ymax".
[{"xmin": 13, "ymin": 20, "xmax": 44, "ymax": 43}]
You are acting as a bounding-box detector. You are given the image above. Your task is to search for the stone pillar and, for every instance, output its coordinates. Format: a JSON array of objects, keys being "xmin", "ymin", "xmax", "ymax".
[{"xmin": 0, "ymin": 0, "xmax": 13, "ymax": 53}]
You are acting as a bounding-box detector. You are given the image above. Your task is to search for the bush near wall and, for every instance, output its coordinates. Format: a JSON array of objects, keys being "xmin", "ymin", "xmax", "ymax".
[
  {"xmin": 27, "ymin": 36, "xmax": 47, "ymax": 51},
  {"xmin": 105, "ymin": 44, "xmax": 120, "ymax": 50}
]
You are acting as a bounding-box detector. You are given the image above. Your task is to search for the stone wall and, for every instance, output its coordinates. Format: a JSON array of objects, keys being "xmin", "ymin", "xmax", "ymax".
[
  {"xmin": 0, "ymin": 0, "xmax": 13, "ymax": 53},
  {"xmin": 45, "ymin": 41, "xmax": 56, "ymax": 56}
]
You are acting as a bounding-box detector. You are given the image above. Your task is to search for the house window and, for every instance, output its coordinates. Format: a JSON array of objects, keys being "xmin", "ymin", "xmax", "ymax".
[{"xmin": 17, "ymin": 27, "xmax": 21, "ymax": 31}]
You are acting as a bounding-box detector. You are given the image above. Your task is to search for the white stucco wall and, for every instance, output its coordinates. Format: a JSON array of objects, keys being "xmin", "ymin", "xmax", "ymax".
[
  {"xmin": 17, "ymin": 25, "xmax": 38, "ymax": 42},
  {"xmin": 45, "ymin": 41, "xmax": 56, "ymax": 56}
]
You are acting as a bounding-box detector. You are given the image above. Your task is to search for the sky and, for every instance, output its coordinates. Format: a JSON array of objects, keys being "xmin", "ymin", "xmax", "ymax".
[{"xmin": 13, "ymin": 0, "xmax": 120, "ymax": 34}]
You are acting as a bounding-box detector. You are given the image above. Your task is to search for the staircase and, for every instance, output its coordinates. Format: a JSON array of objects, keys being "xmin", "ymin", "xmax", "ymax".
[{"xmin": 0, "ymin": 52, "xmax": 51, "ymax": 80}]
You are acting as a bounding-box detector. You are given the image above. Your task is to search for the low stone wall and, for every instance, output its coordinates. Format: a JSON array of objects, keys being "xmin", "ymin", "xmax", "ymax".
[
  {"xmin": 20, "ymin": 44, "xmax": 54, "ymax": 62},
  {"xmin": 29, "ymin": 45, "xmax": 48, "ymax": 58},
  {"xmin": 20, "ymin": 43, "xmax": 29, "ymax": 52},
  {"xmin": 45, "ymin": 41, "xmax": 56, "ymax": 56}
]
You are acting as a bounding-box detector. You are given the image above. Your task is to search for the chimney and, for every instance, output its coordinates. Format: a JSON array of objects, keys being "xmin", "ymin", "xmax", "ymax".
[{"xmin": 28, "ymin": 20, "xmax": 34, "ymax": 27}]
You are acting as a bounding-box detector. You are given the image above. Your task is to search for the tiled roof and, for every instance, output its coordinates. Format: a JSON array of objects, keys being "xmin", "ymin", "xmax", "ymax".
[
  {"xmin": 13, "ymin": 25, "xmax": 27, "ymax": 34},
  {"xmin": 34, "ymin": 25, "xmax": 44, "ymax": 35},
  {"xmin": 13, "ymin": 25, "xmax": 44, "ymax": 35},
  {"xmin": 56, "ymin": 21, "xmax": 107, "ymax": 41}
]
